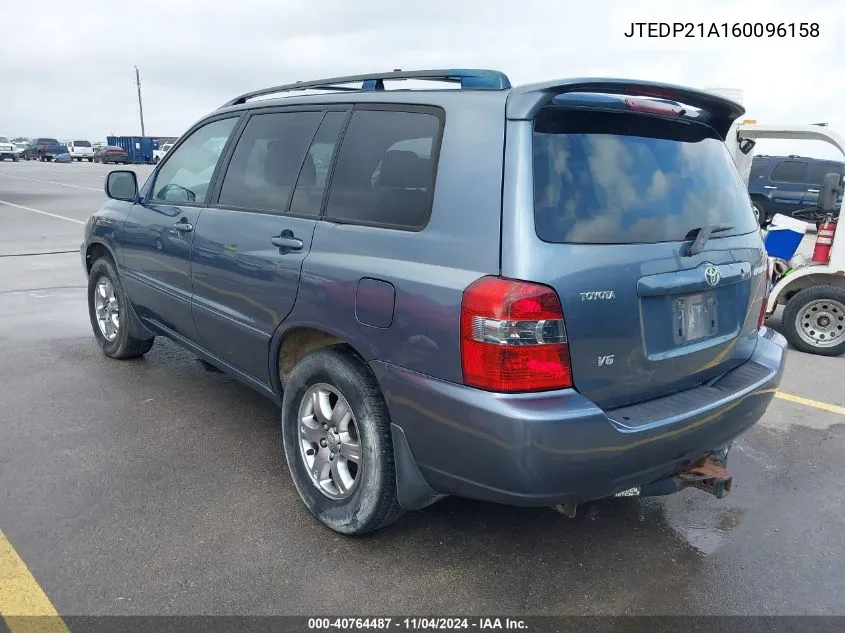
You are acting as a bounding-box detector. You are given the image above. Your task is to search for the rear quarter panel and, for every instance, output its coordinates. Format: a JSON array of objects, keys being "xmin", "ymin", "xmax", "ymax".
[{"xmin": 278, "ymin": 93, "xmax": 508, "ymax": 383}]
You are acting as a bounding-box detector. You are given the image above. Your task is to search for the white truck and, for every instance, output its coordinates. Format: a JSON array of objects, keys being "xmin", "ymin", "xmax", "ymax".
[
  {"xmin": 153, "ymin": 142, "xmax": 174, "ymax": 164},
  {"xmin": 704, "ymin": 88, "xmax": 845, "ymax": 356}
]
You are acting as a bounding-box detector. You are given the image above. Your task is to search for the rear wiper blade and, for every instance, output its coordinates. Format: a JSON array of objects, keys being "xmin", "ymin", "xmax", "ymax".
[{"xmin": 685, "ymin": 223, "xmax": 734, "ymax": 256}]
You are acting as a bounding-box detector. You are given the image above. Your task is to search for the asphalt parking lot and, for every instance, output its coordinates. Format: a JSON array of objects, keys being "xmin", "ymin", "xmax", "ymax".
[{"xmin": 1, "ymin": 160, "xmax": 844, "ymax": 618}]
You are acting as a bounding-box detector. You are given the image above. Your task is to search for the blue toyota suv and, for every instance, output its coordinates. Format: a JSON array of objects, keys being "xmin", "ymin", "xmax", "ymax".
[
  {"xmin": 82, "ymin": 70, "xmax": 786, "ymax": 535},
  {"xmin": 748, "ymin": 153, "xmax": 845, "ymax": 226}
]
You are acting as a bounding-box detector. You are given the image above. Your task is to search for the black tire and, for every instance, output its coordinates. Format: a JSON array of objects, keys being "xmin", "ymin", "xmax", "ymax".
[
  {"xmin": 281, "ymin": 346, "xmax": 403, "ymax": 535},
  {"xmin": 782, "ymin": 285, "xmax": 845, "ymax": 356},
  {"xmin": 88, "ymin": 157, "xmax": 93, "ymax": 162},
  {"xmin": 12, "ymin": 155, "xmax": 18, "ymax": 162},
  {"xmin": 87, "ymin": 257, "xmax": 154, "ymax": 359},
  {"xmin": 751, "ymin": 200, "xmax": 767, "ymax": 228}
]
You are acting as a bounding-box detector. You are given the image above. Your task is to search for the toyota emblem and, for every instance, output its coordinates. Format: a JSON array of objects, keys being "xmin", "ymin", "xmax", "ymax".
[{"xmin": 704, "ymin": 265, "xmax": 721, "ymax": 287}]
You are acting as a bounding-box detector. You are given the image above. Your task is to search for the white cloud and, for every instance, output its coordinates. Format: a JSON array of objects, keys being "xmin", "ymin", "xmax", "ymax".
[{"xmin": 1, "ymin": 0, "xmax": 843, "ymax": 160}]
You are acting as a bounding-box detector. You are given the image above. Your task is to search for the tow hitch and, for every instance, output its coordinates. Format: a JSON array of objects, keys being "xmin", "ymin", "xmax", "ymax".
[
  {"xmin": 552, "ymin": 453, "xmax": 733, "ymax": 518},
  {"xmin": 676, "ymin": 454, "xmax": 732, "ymax": 499}
]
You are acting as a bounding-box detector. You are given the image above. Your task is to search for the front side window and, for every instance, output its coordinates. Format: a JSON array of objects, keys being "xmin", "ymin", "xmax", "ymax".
[
  {"xmin": 324, "ymin": 108, "xmax": 441, "ymax": 231},
  {"xmin": 151, "ymin": 117, "xmax": 238, "ymax": 204},
  {"xmin": 218, "ymin": 111, "xmax": 323, "ymax": 212},
  {"xmin": 770, "ymin": 160, "xmax": 807, "ymax": 184}
]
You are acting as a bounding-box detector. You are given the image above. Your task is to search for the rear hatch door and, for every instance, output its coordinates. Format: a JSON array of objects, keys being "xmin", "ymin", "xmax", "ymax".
[{"xmin": 522, "ymin": 97, "xmax": 768, "ymax": 410}]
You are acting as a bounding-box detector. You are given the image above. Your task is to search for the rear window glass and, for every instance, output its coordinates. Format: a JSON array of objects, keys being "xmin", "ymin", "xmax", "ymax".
[
  {"xmin": 532, "ymin": 109, "xmax": 758, "ymax": 244},
  {"xmin": 73, "ymin": 140, "xmax": 91, "ymax": 147}
]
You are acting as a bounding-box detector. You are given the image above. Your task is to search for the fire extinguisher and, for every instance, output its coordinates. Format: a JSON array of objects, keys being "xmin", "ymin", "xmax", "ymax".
[{"xmin": 812, "ymin": 215, "xmax": 838, "ymax": 263}]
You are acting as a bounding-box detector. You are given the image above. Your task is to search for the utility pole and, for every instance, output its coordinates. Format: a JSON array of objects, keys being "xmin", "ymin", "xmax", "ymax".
[{"xmin": 134, "ymin": 65, "xmax": 146, "ymax": 136}]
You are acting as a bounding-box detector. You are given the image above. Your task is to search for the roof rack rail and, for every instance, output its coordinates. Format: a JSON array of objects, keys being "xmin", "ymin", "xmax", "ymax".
[{"xmin": 220, "ymin": 68, "xmax": 512, "ymax": 108}]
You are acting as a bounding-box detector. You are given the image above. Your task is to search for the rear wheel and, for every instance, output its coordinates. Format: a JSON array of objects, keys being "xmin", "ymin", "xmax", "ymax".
[
  {"xmin": 281, "ymin": 346, "xmax": 403, "ymax": 535},
  {"xmin": 88, "ymin": 157, "xmax": 93, "ymax": 162},
  {"xmin": 87, "ymin": 257, "xmax": 154, "ymax": 359},
  {"xmin": 782, "ymin": 285, "xmax": 845, "ymax": 356}
]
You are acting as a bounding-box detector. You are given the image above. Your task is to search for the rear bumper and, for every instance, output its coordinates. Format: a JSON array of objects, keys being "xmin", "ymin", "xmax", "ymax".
[{"xmin": 372, "ymin": 327, "xmax": 786, "ymax": 509}]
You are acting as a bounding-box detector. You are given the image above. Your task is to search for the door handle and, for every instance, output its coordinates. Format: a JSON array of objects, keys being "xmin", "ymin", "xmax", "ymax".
[
  {"xmin": 807, "ymin": 189, "xmax": 820, "ymax": 193},
  {"xmin": 763, "ymin": 185, "xmax": 778, "ymax": 189},
  {"xmin": 271, "ymin": 231, "xmax": 303, "ymax": 251},
  {"xmin": 173, "ymin": 220, "xmax": 194, "ymax": 232}
]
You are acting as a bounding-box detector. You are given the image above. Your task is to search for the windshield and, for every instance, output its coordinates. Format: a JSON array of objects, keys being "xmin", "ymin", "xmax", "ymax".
[
  {"xmin": 0, "ymin": 137, "xmax": 8, "ymax": 143},
  {"xmin": 532, "ymin": 108, "xmax": 757, "ymax": 244}
]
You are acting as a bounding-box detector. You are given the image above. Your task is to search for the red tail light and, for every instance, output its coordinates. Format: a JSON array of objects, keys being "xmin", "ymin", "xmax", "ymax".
[{"xmin": 460, "ymin": 276, "xmax": 572, "ymax": 392}]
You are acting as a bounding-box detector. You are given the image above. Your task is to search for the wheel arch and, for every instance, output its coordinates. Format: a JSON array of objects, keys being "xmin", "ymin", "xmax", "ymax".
[
  {"xmin": 84, "ymin": 240, "xmax": 117, "ymax": 273},
  {"xmin": 269, "ymin": 322, "xmax": 373, "ymax": 396},
  {"xmin": 768, "ymin": 268, "xmax": 845, "ymax": 313}
]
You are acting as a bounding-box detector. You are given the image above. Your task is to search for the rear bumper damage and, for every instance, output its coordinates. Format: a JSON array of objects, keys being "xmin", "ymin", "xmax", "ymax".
[{"xmin": 373, "ymin": 327, "xmax": 787, "ymax": 511}]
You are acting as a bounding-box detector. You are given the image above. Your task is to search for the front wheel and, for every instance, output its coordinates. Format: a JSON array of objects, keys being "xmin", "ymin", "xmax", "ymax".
[
  {"xmin": 87, "ymin": 257, "xmax": 154, "ymax": 359},
  {"xmin": 281, "ymin": 346, "xmax": 403, "ymax": 535},
  {"xmin": 782, "ymin": 285, "xmax": 845, "ymax": 356},
  {"xmin": 751, "ymin": 200, "xmax": 767, "ymax": 228}
]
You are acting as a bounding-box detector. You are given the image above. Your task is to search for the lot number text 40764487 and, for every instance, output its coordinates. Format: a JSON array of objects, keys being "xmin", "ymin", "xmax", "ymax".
[{"xmin": 307, "ymin": 618, "xmax": 528, "ymax": 630}]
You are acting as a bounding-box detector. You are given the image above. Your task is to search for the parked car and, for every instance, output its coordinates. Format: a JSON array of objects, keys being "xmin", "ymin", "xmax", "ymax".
[
  {"xmin": 94, "ymin": 145, "xmax": 129, "ymax": 164},
  {"xmin": 24, "ymin": 138, "xmax": 68, "ymax": 161},
  {"xmin": 153, "ymin": 142, "xmax": 173, "ymax": 163},
  {"xmin": 81, "ymin": 69, "xmax": 785, "ymax": 536},
  {"xmin": 0, "ymin": 136, "xmax": 18, "ymax": 161},
  {"xmin": 14, "ymin": 142, "xmax": 28, "ymax": 158},
  {"xmin": 67, "ymin": 140, "xmax": 95, "ymax": 162},
  {"xmin": 748, "ymin": 154, "xmax": 845, "ymax": 226},
  {"xmin": 54, "ymin": 153, "xmax": 73, "ymax": 163}
]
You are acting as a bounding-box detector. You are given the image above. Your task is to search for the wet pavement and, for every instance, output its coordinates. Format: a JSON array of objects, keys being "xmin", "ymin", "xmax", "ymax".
[{"xmin": 1, "ymin": 161, "xmax": 844, "ymax": 616}]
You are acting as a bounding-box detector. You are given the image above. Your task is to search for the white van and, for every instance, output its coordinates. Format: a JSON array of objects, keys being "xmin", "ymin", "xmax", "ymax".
[{"xmin": 67, "ymin": 140, "xmax": 94, "ymax": 162}]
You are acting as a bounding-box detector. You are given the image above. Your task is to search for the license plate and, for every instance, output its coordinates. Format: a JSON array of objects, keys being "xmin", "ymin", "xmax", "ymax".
[{"xmin": 674, "ymin": 292, "xmax": 717, "ymax": 344}]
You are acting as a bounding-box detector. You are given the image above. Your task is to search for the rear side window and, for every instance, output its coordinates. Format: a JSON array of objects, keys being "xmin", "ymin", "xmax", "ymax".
[
  {"xmin": 749, "ymin": 158, "xmax": 769, "ymax": 180},
  {"xmin": 289, "ymin": 111, "xmax": 348, "ymax": 218},
  {"xmin": 770, "ymin": 160, "xmax": 807, "ymax": 183},
  {"xmin": 808, "ymin": 161, "xmax": 845, "ymax": 185},
  {"xmin": 532, "ymin": 109, "xmax": 758, "ymax": 244},
  {"xmin": 218, "ymin": 111, "xmax": 323, "ymax": 213},
  {"xmin": 324, "ymin": 108, "xmax": 442, "ymax": 231}
]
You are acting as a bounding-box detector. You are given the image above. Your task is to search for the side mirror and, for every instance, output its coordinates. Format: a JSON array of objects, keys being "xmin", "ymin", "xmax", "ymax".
[
  {"xmin": 738, "ymin": 138, "xmax": 756, "ymax": 155},
  {"xmin": 818, "ymin": 172, "xmax": 844, "ymax": 212},
  {"xmin": 105, "ymin": 170, "xmax": 138, "ymax": 201}
]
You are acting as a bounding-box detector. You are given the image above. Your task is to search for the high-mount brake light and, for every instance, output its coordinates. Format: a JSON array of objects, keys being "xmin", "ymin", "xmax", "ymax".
[
  {"xmin": 624, "ymin": 97, "xmax": 683, "ymax": 116},
  {"xmin": 460, "ymin": 276, "xmax": 572, "ymax": 393}
]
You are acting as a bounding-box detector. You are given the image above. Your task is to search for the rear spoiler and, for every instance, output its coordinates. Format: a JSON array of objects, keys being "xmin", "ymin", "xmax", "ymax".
[{"xmin": 505, "ymin": 78, "xmax": 746, "ymax": 141}]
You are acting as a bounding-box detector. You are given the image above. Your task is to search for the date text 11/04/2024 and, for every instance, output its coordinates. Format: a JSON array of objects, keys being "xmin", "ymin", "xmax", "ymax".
[
  {"xmin": 624, "ymin": 22, "xmax": 819, "ymax": 38},
  {"xmin": 308, "ymin": 618, "xmax": 528, "ymax": 630}
]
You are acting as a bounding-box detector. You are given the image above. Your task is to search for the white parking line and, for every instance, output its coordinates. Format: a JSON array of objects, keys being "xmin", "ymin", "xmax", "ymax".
[
  {"xmin": 0, "ymin": 200, "xmax": 85, "ymax": 225},
  {"xmin": 0, "ymin": 172, "xmax": 101, "ymax": 192}
]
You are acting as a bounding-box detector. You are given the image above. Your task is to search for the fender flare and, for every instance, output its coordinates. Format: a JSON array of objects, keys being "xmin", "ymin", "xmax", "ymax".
[{"xmin": 767, "ymin": 265, "xmax": 844, "ymax": 313}]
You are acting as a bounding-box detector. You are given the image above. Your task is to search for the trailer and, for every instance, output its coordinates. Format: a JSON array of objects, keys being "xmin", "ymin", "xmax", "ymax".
[{"xmin": 106, "ymin": 136, "xmax": 159, "ymax": 164}]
